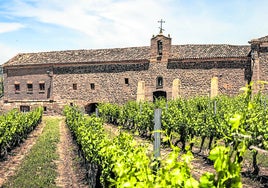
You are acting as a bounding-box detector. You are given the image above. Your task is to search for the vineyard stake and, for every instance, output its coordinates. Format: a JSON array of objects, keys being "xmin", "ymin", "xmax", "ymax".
[
  {"xmin": 154, "ymin": 108, "xmax": 162, "ymax": 159},
  {"xmin": 214, "ymin": 100, "xmax": 217, "ymax": 115},
  {"xmin": 96, "ymin": 108, "xmax": 99, "ymax": 117}
]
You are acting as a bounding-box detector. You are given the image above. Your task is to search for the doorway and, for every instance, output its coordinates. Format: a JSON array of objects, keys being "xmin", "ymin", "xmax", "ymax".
[
  {"xmin": 85, "ymin": 103, "xmax": 98, "ymax": 115},
  {"xmin": 153, "ymin": 91, "xmax": 167, "ymax": 102}
]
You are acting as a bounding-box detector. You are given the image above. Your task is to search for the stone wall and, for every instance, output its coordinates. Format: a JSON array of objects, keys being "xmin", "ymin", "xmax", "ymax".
[
  {"xmin": 1, "ymin": 101, "xmax": 59, "ymax": 115},
  {"xmin": 150, "ymin": 34, "xmax": 171, "ymax": 63},
  {"xmin": 250, "ymin": 43, "xmax": 268, "ymax": 93},
  {"xmin": 52, "ymin": 59, "xmax": 250, "ymax": 107},
  {"xmin": 2, "ymin": 57, "xmax": 251, "ymax": 114},
  {"xmin": 3, "ymin": 66, "xmax": 52, "ymax": 101},
  {"xmin": 258, "ymin": 49, "xmax": 268, "ymax": 92}
]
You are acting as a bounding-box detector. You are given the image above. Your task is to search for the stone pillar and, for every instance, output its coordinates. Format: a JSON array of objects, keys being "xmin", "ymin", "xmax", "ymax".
[
  {"xmin": 172, "ymin": 79, "xmax": 181, "ymax": 99},
  {"xmin": 252, "ymin": 56, "xmax": 260, "ymax": 93},
  {"xmin": 211, "ymin": 77, "xmax": 218, "ymax": 98},
  {"xmin": 249, "ymin": 42, "xmax": 261, "ymax": 94},
  {"xmin": 136, "ymin": 81, "xmax": 145, "ymax": 102}
]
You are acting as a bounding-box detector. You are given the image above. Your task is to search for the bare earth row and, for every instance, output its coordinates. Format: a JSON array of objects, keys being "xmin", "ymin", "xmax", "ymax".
[{"xmin": 0, "ymin": 116, "xmax": 88, "ymax": 188}]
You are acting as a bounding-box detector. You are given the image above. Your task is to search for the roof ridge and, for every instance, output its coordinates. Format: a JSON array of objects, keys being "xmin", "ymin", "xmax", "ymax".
[
  {"xmin": 19, "ymin": 46, "xmax": 151, "ymax": 54},
  {"xmin": 171, "ymin": 44, "xmax": 249, "ymax": 47}
]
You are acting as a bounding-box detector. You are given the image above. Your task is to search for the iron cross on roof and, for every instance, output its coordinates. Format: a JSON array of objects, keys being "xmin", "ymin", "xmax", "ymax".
[{"xmin": 158, "ymin": 19, "xmax": 165, "ymax": 34}]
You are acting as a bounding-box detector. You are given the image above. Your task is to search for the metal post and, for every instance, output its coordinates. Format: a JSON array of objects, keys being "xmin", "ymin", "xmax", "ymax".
[
  {"xmin": 154, "ymin": 108, "xmax": 162, "ymax": 159},
  {"xmin": 96, "ymin": 108, "xmax": 99, "ymax": 117},
  {"xmin": 214, "ymin": 100, "xmax": 217, "ymax": 115}
]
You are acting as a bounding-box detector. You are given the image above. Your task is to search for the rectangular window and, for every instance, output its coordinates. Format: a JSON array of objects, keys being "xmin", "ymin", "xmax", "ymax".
[
  {"xmin": 20, "ymin": 105, "xmax": 30, "ymax": 112},
  {"xmin": 27, "ymin": 83, "xmax": 33, "ymax": 92},
  {"xmin": 15, "ymin": 84, "xmax": 20, "ymax": 92},
  {"xmin": 73, "ymin": 83, "xmax": 77, "ymax": 90},
  {"xmin": 39, "ymin": 83, "xmax": 45, "ymax": 91},
  {"xmin": 125, "ymin": 78, "xmax": 129, "ymax": 85},
  {"xmin": 90, "ymin": 83, "xmax": 95, "ymax": 90}
]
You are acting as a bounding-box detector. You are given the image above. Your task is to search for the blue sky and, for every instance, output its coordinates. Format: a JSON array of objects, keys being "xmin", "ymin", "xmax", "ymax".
[{"xmin": 1, "ymin": 0, "xmax": 268, "ymax": 64}]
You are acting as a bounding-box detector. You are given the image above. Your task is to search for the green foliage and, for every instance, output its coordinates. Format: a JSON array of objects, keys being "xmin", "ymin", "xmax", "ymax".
[
  {"xmin": 4, "ymin": 117, "xmax": 60, "ymax": 188},
  {"xmin": 64, "ymin": 83, "xmax": 268, "ymax": 187},
  {"xmin": 0, "ymin": 107, "xmax": 43, "ymax": 157},
  {"xmin": 98, "ymin": 88, "xmax": 268, "ymax": 158},
  {"xmin": 64, "ymin": 105, "xmax": 200, "ymax": 187},
  {"xmin": 64, "ymin": 102, "xmax": 252, "ymax": 187}
]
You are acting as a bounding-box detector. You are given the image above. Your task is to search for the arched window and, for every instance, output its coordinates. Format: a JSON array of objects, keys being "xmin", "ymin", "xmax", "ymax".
[{"xmin": 156, "ymin": 76, "xmax": 163, "ymax": 88}]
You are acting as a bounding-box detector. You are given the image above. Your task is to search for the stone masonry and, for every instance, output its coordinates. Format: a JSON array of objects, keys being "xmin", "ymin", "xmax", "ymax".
[{"xmin": 2, "ymin": 31, "xmax": 267, "ymax": 114}]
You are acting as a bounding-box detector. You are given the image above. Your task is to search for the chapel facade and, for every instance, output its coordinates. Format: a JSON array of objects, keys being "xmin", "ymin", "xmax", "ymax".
[{"xmin": 1, "ymin": 29, "xmax": 268, "ymax": 114}]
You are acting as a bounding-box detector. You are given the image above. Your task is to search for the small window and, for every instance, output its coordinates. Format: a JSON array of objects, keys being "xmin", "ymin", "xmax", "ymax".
[
  {"xmin": 73, "ymin": 83, "xmax": 77, "ymax": 90},
  {"xmin": 27, "ymin": 83, "xmax": 33, "ymax": 92},
  {"xmin": 43, "ymin": 106, "xmax": 47, "ymax": 112},
  {"xmin": 90, "ymin": 83, "xmax": 95, "ymax": 90},
  {"xmin": 39, "ymin": 83, "xmax": 45, "ymax": 91},
  {"xmin": 20, "ymin": 105, "xmax": 30, "ymax": 112},
  {"xmin": 15, "ymin": 84, "xmax": 20, "ymax": 92},
  {"xmin": 156, "ymin": 76, "xmax": 163, "ymax": 88},
  {"xmin": 125, "ymin": 78, "xmax": 129, "ymax": 85},
  {"xmin": 157, "ymin": 40, "xmax": 163, "ymax": 56}
]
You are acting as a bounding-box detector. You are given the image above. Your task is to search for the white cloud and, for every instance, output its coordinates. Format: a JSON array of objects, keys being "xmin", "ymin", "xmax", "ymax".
[
  {"xmin": 2, "ymin": 0, "xmax": 268, "ymax": 49},
  {"xmin": 3, "ymin": 0, "xmax": 172, "ymax": 47},
  {"xmin": 0, "ymin": 22, "xmax": 24, "ymax": 34},
  {"xmin": 0, "ymin": 43, "xmax": 20, "ymax": 64}
]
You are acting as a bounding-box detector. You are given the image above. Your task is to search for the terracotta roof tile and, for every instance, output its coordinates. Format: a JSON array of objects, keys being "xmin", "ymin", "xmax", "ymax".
[
  {"xmin": 4, "ymin": 47, "xmax": 151, "ymax": 66},
  {"xmin": 3, "ymin": 44, "xmax": 251, "ymax": 66},
  {"xmin": 249, "ymin": 35, "xmax": 268, "ymax": 44},
  {"xmin": 170, "ymin": 44, "xmax": 250, "ymax": 60},
  {"xmin": 256, "ymin": 35, "xmax": 268, "ymax": 42}
]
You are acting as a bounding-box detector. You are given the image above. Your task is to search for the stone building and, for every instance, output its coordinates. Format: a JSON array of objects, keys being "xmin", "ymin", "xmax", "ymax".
[{"xmin": 1, "ymin": 29, "xmax": 267, "ymax": 114}]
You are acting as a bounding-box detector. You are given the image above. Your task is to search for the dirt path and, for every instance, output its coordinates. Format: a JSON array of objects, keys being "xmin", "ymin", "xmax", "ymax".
[
  {"xmin": 55, "ymin": 118, "xmax": 88, "ymax": 188},
  {"xmin": 0, "ymin": 116, "xmax": 88, "ymax": 188},
  {"xmin": 0, "ymin": 119, "xmax": 45, "ymax": 187}
]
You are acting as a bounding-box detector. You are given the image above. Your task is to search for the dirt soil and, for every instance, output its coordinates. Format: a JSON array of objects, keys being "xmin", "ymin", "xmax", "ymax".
[
  {"xmin": 0, "ymin": 120, "xmax": 45, "ymax": 187},
  {"xmin": 1, "ymin": 118, "xmax": 267, "ymax": 188},
  {"xmin": 104, "ymin": 123, "xmax": 267, "ymax": 188},
  {"xmin": 55, "ymin": 118, "xmax": 88, "ymax": 188},
  {"xmin": 0, "ymin": 116, "xmax": 88, "ymax": 188}
]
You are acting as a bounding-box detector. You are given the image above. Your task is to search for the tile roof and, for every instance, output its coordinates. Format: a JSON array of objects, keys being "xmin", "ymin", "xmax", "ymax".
[
  {"xmin": 256, "ymin": 35, "xmax": 268, "ymax": 42},
  {"xmin": 4, "ymin": 47, "xmax": 151, "ymax": 66},
  {"xmin": 4, "ymin": 44, "xmax": 250, "ymax": 67},
  {"xmin": 249, "ymin": 35, "xmax": 268, "ymax": 43},
  {"xmin": 170, "ymin": 44, "xmax": 250, "ymax": 60}
]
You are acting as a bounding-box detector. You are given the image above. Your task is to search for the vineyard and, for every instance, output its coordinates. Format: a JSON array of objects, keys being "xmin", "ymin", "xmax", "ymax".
[
  {"xmin": 0, "ymin": 107, "xmax": 43, "ymax": 158},
  {"xmin": 64, "ymin": 85, "xmax": 268, "ymax": 187},
  {"xmin": 1, "ymin": 84, "xmax": 268, "ymax": 187}
]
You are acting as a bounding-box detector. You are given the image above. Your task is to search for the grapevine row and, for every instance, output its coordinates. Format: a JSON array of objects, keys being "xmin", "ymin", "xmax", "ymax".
[
  {"xmin": 98, "ymin": 87, "xmax": 268, "ymax": 175},
  {"xmin": 64, "ymin": 105, "xmax": 245, "ymax": 187},
  {"xmin": 0, "ymin": 107, "xmax": 43, "ymax": 158}
]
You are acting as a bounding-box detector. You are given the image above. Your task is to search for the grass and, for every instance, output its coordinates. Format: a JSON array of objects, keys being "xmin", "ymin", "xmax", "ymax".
[
  {"xmin": 243, "ymin": 149, "xmax": 268, "ymax": 168},
  {"xmin": 3, "ymin": 116, "xmax": 61, "ymax": 188}
]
